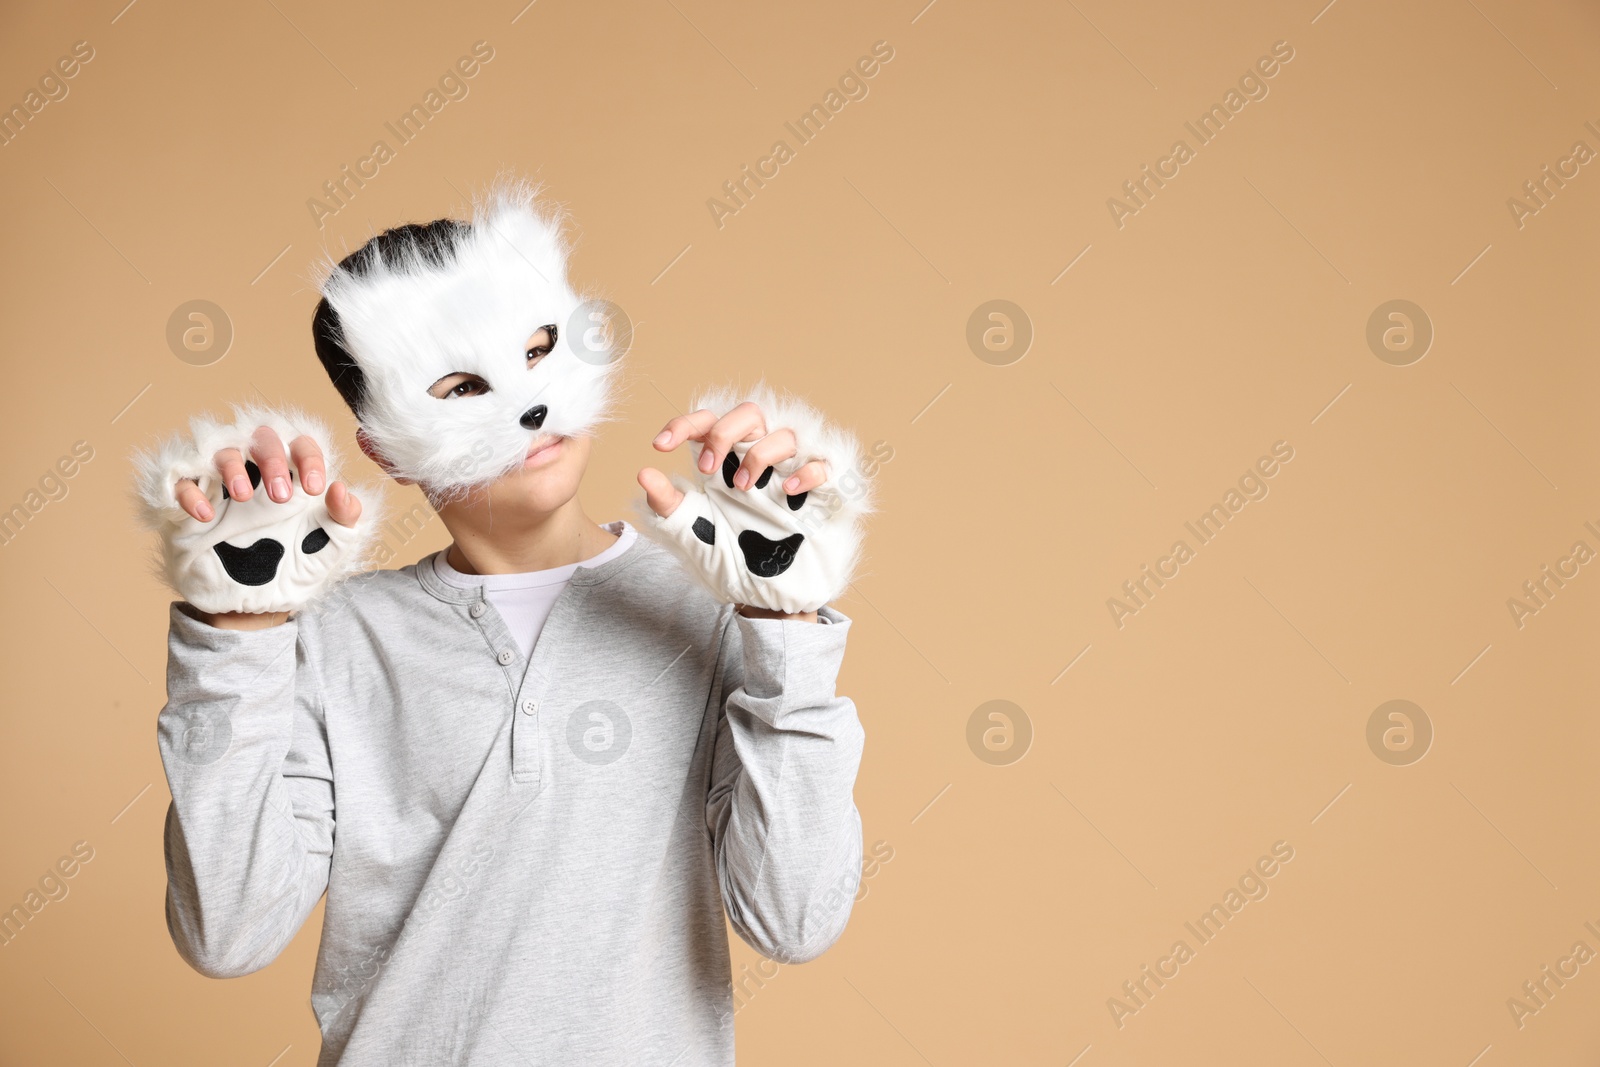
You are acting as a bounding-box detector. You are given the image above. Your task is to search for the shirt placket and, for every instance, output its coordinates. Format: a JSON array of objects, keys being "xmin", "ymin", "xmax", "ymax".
[{"xmin": 464, "ymin": 580, "xmax": 589, "ymax": 789}]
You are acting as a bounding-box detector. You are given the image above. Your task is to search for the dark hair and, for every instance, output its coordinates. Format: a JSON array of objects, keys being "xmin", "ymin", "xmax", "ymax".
[{"xmin": 312, "ymin": 219, "xmax": 471, "ymax": 417}]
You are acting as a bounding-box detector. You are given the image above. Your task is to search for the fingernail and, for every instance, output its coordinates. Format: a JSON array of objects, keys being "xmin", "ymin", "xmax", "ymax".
[
  {"xmin": 734, "ymin": 468, "xmax": 749, "ymax": 489},
  {"xmin": 197, "ymin": 501, "xmax": 214, "ymax": 522},
  {"xmin": 653, "ymin": 431, "xmax": 672, "ymax": 448},
  {"xmin": 304, "ymin": 470, "xmax": 324, "ymax": 493},
  {"xmin": 699, "ymin": 451, "xmax": 715, "ymax": 474},
  {"xmin": 272, "ymin": 477, "xmax": 290, "ymax": 501},
  {"xmin": 784, "ymin": 477, "xmax": 799, "ymax": 493},
  {"xmin": 232, "ymin": 476, "xmax": 251, "ymax": 499}
]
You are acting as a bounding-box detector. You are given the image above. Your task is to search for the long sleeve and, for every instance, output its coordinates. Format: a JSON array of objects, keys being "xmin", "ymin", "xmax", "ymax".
[
  {"xmin": 156, "ymin": 602, "xmax": 335, "ymax": 979},
  {"xmin": 706, "ymin": 605, "xmax": 866, "ymax": 964}
]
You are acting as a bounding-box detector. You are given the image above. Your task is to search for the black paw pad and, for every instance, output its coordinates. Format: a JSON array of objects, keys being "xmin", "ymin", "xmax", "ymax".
[
  {"xmin": 692, "ymin": 517, "xmax": 716, "ymax": 546},
  {"xmin": 213, "ymin": 538, "xmax": 285, "ymax": 586},
  {"xmin": 302, "ymin": 528, "xmax": 331, "ymax": 554},
  {"xmin": 737, "ymin": 530, "xmax": 804, "ymax": 578}
]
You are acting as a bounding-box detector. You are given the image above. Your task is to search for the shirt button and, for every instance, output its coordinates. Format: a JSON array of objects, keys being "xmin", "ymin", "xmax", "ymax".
[
  {"xmin": 521, "ymin": 699, "xmax": 539, "ymax": 715},
  {"xmin": 497, "ymin": 649, "xmax": 515, "ymax": 666},
  {"xmin": 469, "ymin": 602, "xmax": 487, "ymax": 619}
]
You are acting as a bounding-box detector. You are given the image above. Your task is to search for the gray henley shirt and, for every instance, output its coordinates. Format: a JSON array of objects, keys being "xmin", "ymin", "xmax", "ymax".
[{"xmin": 156, "ymin": 533, "xmax": 865, "ymax": 1065}]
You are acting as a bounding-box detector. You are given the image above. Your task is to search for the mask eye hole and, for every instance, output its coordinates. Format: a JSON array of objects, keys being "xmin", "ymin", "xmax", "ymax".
[
  {"xmin": 428, "ymin": 373, "xmax": 490, "ymax": 399},
  {"xmin": 526, "ymin": 325, "xmax": 557, "ymax": 362}
]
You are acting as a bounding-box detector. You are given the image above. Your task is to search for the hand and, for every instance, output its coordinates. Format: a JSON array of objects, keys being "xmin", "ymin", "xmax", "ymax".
[
  {"xmin": 633, "ymin": 385, "xmax": 873, "ymax": 616},
  {"xmin": 173, "ymin": 424, "xmax": 364, "ymax": 527},
  {"xmin": 135, "ymin": 406, "xmax": 380, "ymax": 617},
  {"xmin": 174, "ymin": 427, "xmax": 365, "ymax": 630},
  {"xmin": 638, "ymin": 400, "xmax": 833, "ymax": 520}
]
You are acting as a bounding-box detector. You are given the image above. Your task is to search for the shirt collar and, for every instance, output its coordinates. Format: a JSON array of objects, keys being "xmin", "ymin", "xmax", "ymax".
[{"xmin": 414, "ymin": 520, "xmax": 646, "ymax": 604}]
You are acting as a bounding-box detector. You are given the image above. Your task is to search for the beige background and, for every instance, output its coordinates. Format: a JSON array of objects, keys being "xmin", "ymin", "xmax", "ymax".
[{"xmin": 1, "ymin": 0, "xmax": 1597, "ymax": 1063}]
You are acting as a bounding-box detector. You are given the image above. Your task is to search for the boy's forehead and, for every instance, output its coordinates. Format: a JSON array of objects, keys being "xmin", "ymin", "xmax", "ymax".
[
  {"xmin": 317, "ymin": 183, "xmax": 580, "ymax": 375},
  {"xmin": 339, "ymin": 267, "xmax": 559, "ymax": 365}
]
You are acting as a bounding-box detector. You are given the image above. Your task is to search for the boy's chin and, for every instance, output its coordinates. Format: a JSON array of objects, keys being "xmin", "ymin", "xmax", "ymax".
[
  {"xmin": 482, "ymin": 437, "xmax": 586, "ymax": 512},
  {"xmin": 420, "ymin": 435, "xmax": 589, "ymax": 516}
]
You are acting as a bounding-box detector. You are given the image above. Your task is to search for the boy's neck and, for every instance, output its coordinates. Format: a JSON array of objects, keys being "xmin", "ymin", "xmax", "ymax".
[{"xmin": 438, "ymin": 495, "xmax": 619, "ymax": 576}]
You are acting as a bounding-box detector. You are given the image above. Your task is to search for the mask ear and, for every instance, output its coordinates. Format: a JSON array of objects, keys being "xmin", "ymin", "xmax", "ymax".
[
  {"xmin": 480, "ymin": 189, "xmax": 570, "ymax": 285},
  {"xmin": 356, "ymin": 427, "xmax": 412, "ymax": 485}
]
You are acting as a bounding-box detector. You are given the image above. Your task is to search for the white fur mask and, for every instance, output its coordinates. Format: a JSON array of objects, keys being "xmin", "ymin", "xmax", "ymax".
[{"xmin": 317, "ymin": 183, "xmax": 622, "ymax": 497}]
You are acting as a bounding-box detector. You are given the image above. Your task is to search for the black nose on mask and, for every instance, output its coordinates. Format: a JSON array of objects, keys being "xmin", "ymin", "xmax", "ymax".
[{"xmin": 520, "ymin": 405, "xmax": 548, "ymax": 430}]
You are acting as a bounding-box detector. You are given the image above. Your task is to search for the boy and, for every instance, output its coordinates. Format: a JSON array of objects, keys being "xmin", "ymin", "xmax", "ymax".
[{"xmin": 139, "ymin": 183, "xmax": 874, "ymax": 1065}]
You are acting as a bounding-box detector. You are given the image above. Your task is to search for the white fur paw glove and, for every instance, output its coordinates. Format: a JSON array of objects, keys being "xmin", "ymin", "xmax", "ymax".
[
  {"xmin": 133, "ymin": 406, "xmax": 381, "ymax": 615},
  {"xmin": 636, "ymin": 385, "xmax": 875, "ymax": 615}
]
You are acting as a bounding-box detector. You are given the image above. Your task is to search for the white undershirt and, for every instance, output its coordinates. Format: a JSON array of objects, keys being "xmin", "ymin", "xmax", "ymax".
[{"xmin": 433, "ymin": 520, "xmax": 637, "ymax": 661}]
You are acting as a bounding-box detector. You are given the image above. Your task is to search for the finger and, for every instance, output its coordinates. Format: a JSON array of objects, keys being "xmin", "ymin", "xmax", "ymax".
[
  {"xmin": 213, "ymin": 447, "xmax": 252, "ymax": 502},
  {"xmin": 637, "ymin": 467, "xmax": 686, "ymax": 518},
  {"xmin": 782, "ymin": 459, "xmax": 830, "ymax": 495},
  {"xmin": 652, "ymin": 410, "xmax": 718, "ymax": 453},
  {"xmin": 288, "ymin": 434, "xmax": 327, "ymax": 495},
  {"xmin": 734, "ymin": 428, "xmax": 797, "ymax": 491},
  {"xmin": 250, "ymin": 426, "xmax": 293, "ymax": 503},
  {"xmin": 174, "ymin": 478, "xmax": 214, "ymax": 522},
  {"xmin": 698, "ymin": 402, "xmax": 766, "ymax": 477},
  {"xmin": 324, "ymin": 482, "xmax": 363, "ymax": 527}
]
